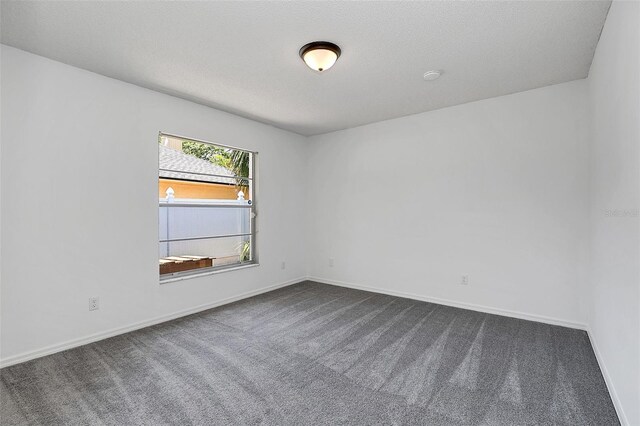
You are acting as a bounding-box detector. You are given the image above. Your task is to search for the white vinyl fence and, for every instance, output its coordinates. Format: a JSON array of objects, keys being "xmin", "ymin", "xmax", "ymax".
[{"xmin": 159, "ymin": 188, "xmax": 251, "ymax": 262}]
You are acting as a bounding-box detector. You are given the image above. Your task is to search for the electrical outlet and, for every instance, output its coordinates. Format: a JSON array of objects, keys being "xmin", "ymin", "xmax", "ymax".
[
  {"xmin": 329, "ymin": 258, "xmax": 334, "ymax": 267},
  {"xmin": 461, "ymin": 275, "xmax": 469, "ymax": 286},
  {"xmin": 89, "ymin": 297, "xmax": 99, "ymax": 311},
  {"xmin": 281, "ymin": 261, "xmax": 286, "ymax": 270}
]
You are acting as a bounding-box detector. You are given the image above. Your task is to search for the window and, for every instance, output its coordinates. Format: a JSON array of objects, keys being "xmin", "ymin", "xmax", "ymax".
[{"xmin": 158, "ymin": 133, "xmax": 256, "ymax": 280}]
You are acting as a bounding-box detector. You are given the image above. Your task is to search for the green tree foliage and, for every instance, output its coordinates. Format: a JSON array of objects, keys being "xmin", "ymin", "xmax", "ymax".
[
  {"xmin": 182, "ymin": 140, "xmax": 250, "ymax": 190},
  {"xmin": 182, "ymin": 141, "xmax": 232, "ymax": 170},
  {"xmin": 228, "ymin": 149, "xmax": 249, "ymax": 178},
  {"xmin": 228, "ymin": 150, "xmax": 250, "ymax": 189},
  {"xmin": 239, "ymin": 240, "xmax": 251, "ymax": 262}
]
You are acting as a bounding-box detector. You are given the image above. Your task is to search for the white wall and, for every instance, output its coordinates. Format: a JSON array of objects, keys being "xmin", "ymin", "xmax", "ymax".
[
  {"xmin": 2, "ymin": 14, "xmax": 638, "ymax": 422},
  {"xmin": 0, "ymin": 45, "xmax": 308, "ymax": 363},
  {"xmin": 587, "ymin": 1, "xmax": 640, "ymax": 424},
  {"xmin": 307, "ymin": 80, "xmax": 590, "ymax": 327}
]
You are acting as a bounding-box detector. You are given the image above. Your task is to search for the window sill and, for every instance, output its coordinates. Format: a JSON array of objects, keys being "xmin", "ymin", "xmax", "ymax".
[{"xmin": 159, "ymin": 262, "xmax": 259, "ymax": 284}]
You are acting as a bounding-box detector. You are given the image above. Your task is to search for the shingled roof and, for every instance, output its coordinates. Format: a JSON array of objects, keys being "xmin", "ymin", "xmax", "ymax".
[{"xmin": 159, "ymin": 144, "xmax": 237, "ymax": 185}]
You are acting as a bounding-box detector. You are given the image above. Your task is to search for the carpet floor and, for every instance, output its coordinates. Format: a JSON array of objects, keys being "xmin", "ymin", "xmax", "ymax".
[{"xmin": 1, "ymin": 281, "xmax": 619, "ymax": 425}]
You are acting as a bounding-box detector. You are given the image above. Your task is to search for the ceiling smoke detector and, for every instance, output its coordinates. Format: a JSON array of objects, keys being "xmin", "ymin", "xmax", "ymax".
[{"xmin": 423, "ymin": 70, "xmax": 442, "ymax": 81}]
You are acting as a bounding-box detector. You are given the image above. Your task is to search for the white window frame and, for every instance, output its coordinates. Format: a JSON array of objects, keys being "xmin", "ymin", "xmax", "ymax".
[{"xmin": 158, "ymin": 132, "xmax": 258, "ymax": 283}]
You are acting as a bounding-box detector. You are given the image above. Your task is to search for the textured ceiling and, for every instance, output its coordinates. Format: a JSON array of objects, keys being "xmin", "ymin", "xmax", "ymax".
[{"xmin": 1, "ymin": 1, "xmax": 610, "ymax": 136}]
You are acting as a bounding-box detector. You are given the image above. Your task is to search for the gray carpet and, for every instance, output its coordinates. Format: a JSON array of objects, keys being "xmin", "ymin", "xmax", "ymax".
[{"xmin": 1, "ymin": 281, "xmax": 619, "ymax": 425}]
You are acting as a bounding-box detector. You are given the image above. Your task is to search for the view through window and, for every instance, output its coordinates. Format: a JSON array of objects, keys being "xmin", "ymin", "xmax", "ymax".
[{"xmin": 158, "ymin": 133, "xmax": 256, "ymax": 279}]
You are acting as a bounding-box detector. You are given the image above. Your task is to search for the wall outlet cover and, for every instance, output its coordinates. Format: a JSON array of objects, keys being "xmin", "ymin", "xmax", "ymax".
[{"xmin": 89, "ymin": 297, "xmax": 99, "ymax": 311}]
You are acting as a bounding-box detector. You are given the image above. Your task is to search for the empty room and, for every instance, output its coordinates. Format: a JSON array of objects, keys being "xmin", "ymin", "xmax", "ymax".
[{"xmin": 0, "ymin": 1, "xmax": 638, "ymax": 425}]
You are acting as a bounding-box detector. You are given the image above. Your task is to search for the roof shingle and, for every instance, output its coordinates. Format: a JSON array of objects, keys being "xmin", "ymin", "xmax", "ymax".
[{"xmin": 159, "ymin": 144, "xmax": 237, "ymax": 185}]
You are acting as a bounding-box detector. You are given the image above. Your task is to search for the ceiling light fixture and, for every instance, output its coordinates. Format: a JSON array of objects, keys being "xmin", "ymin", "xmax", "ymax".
[{"xmin": 299, "ymin": 41, "xmax": 341, "ymax": 72}]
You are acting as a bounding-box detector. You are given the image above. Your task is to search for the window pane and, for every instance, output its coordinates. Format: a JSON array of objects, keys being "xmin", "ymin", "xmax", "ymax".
[
  {"xmin": 159, "ymin": 235, "xmax": 251, "ymax": 275},
  {"xmin": 159, "ymin": 204, "xmax": 251, "ymax": 241},
  {"xmin": 158, "ymin": 133, "xmax": 255, "ymax": 278}
]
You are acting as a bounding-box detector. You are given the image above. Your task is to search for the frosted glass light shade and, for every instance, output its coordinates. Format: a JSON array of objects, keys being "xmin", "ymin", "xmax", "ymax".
[{"xmin": 299, "ymin": 42, "xmax": 341, "ymax": 72}]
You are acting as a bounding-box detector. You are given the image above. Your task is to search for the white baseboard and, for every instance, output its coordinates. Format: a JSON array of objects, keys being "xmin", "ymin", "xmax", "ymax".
[
  {"xmin": 307, "ymin": 276, "xmax": 588, "ymax": 330},
  {"xmin": 587, "ymin": 327, "xmax": 629, "ymax": 426},
  {"xmin": 0, "ymin": 276, "xmax": 306, "ymax": 369}
]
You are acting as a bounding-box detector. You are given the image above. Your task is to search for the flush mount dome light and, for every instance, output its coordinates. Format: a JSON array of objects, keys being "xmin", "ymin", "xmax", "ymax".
[{"xmin": 299, "ymin": 41, "xmax": 341, "ymax": 72}]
